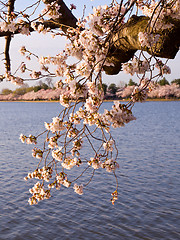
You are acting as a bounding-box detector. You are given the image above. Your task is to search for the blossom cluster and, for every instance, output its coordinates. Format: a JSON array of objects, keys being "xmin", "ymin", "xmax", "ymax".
[
  {"xmin": 41, "ymin": 1, "xmax": 61, "ymax": 19},
  {"xmin": 88, "ymin": 156, "xmax": 119, "ymax": 172},
  {"xmin": 111, "ymin": 190, "xmax": 118, "ymax": 205},
  {"xmin": 86, "ymin": 4, "xmax": 126, "ymax": 35},
  {"xmin": 48, "ymin": 135, "xmax": 60, "ymax": 149},
  {"xmin": 73, "ymin": 184, "xmax": 83, "ymax": 195},
  {"xmin": 155, "ymin": 60, "xmax": 171, "ymax": 75},
  {"xmin": 101, "ymin": 159, "xmax": 119, "ymax": 172},
  {"xmin": 52, "ymin": 147, "xmax": 63, "ymax": 161},
  {"xmin": 20, "ymin": 134, "xmax": 37, "ymax": 145},
  {"xmin": 32, "ymin": 148, "xmax": 43, "ymax": 159},
  {"xmin": 61, "ymin": 156, "xmax": 82, "ymax": 170},
  {"xmin": 103, "ymin": 139, "xmax": 114, "ymax": 152},
  {"xmin": 71, "ymin": 138, "xmax": 83, "ymax": 156},
  {"xmin": 88, "ymin": 157, "xmax": 102, "ymax": 169},
  {"xmin": 24, "ymin": 167, "xmax": 53, "ymax": 182},
  {"xmin": 122, "ymin": 55, "xmax": 171, "ymax": 79},
  {"xmin": 122, "ymin": 57, "xmax": 150, "ymax": 76},
  {"xmin": 131, "ymin": 86, "xmax": 148, "ymax": 102},
  {"xmin": 56, "ymin": 172, "xmax": 71, "ymax": 187},
  {"xmin": 103, "ymin": 101, "xmax": 136, "ymax": 128},
  {"xmin": 45, "ymin": 117, "xmax": 65, "ymax": 133},
  {"xmin": 0, "ymin": 21, "xmax": 30, "ymax": 35},
  {"xmin": 48, "ymin": 172, "xmax": 71, "ymax": 190},
  {"xmin": 28, "ymin": 182, "xmax": 51, "ymax": 205},
  {"xmin": 131, "ymin": 78, "xmax": 152, "ymax": 102},
  {"xmin": 138, "ymin": 0, "xmax": 180, "ymax": 30},
  {"xmin": 4, "ymin": 72, "xmax": 24, "ymax": 86}
]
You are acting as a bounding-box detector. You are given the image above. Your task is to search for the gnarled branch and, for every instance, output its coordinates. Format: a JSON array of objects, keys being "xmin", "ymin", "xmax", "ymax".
[{"xmin": 104, "ymin": 15, "xmax": 180, "ymax": 74}]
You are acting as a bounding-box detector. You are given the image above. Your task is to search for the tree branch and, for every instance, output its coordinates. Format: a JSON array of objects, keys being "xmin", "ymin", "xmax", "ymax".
[
  {"xmin": 104, "ymin": 15, "xmax": 180, "ymax": 74},
  {"xmin": 4, "ymin": 0, "xmax": 16, "ymax": 73},
  {"xmin": 1, "ymin": 0, "xmax": 77, "ymax": 73},
  {"xmin": 0, "ymin": 0, "xmax": 77, "ymax": 38},
  {"xmin": 40, "ymin": 0, "xmax": 77, "ymax": 31},
  {"xmin": 4, "ymin": 35, "xmax": 12, "ymax": 72}
]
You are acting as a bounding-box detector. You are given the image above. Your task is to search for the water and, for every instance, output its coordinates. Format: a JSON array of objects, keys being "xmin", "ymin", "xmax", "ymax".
[{"xmin": 0, "ymin": 101, "xmax": 180, "ymax": 240}]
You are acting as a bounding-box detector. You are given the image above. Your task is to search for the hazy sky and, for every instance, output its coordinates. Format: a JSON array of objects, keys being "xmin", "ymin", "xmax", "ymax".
[{"xmin": 0, "ymin": 0, "xmax": 179, "ymax": 91}]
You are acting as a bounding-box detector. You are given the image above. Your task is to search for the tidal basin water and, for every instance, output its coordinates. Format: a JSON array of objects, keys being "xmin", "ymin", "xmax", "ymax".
[{"xmin": 0, "ymin": 101, "xmax": 180, "ymax": 240}]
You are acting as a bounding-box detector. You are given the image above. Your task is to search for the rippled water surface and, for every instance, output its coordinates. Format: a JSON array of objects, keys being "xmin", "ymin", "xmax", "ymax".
[{"xmin": 0, "ymin": 101, "xmax": 180, "ymax": 240}]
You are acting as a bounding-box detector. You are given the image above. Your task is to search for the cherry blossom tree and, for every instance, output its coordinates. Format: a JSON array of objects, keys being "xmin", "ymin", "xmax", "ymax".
[{"xmin": 0, "ymin": 0, "xmax": 180, "ymax": 205}]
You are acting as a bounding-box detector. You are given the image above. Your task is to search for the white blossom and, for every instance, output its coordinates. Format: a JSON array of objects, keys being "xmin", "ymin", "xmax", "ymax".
[{"xmin": 73, "ymin": 184, "xmax": 83, "ymax": 195}]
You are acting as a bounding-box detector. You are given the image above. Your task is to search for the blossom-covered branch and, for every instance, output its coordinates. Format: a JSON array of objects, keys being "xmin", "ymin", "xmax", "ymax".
[{"xmin": 0, "ymin": 0, "xmax": 179, "ymax": 205}]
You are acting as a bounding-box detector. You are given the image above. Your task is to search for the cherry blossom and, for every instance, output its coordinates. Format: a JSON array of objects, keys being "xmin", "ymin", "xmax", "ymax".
[{"xmin": 0, "ymin": 0, "xmax": 177, "ymax": 205}]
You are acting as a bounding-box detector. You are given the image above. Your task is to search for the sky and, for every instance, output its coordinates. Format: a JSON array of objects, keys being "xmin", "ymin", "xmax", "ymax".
[{"xmin": 0, "ymin": 0, "xmax": 179, "ymax": 91}]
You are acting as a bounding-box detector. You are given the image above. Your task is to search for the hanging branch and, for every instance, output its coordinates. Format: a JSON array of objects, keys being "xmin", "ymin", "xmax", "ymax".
[{"xmin": 17, "ymin": 1, "xmax": 179, "ymax": 206}]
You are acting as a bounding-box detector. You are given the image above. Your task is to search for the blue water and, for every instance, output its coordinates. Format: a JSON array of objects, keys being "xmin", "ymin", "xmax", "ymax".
[{"xmin": 0, "ymin": 101, "xmax": 180, "ymax": 240}]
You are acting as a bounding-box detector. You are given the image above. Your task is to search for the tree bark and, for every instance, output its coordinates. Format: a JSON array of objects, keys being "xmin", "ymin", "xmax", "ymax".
[
  {"xmin": 4, "ymin": 0, "xmax": 16, "ymax": 72},
  {"xmin": 43, "ymin": 0, "xmax": 77, "ymax": 29},
  {"xmin": 104, "ymin": 15, "xmax": 180, "ymax": 74}
]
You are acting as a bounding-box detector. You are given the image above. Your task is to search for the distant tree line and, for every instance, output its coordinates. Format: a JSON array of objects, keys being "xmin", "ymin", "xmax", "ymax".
[
  {"xmin": 104, "ymin": 78, "xmax": 180, "ymax": 100},
  {"xmin": 1, "ymin": 79, "xmax": 53, "ymax": 96},
  {"xmin": 104, "ymin": 78, "xmax": 180, "ymax": 97},
  {"xmin": 0, "ymin": 78, "xmax": 180, "ymax": 100}
]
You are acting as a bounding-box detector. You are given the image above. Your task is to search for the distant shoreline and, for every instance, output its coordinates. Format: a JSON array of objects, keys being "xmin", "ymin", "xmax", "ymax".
[{"xmin": 0, "ymin": 98, "xmax": 179, "ymax": 103}]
